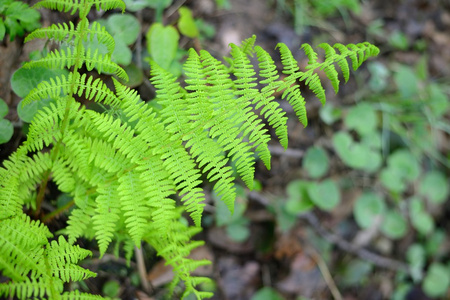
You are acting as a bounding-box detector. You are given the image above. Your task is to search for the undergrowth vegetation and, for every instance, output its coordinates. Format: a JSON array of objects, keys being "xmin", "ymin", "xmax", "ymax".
[{"xmin": 0, "ymin": 0, "xmax": 380, "ymax": 298}]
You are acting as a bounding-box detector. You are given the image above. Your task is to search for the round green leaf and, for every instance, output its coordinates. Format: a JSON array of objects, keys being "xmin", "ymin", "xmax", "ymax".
[
  {"xmin": 409, "ymin": 197, "xmax": 434, "ymax": 235},
  {"xmin": 178, "ymin": 7, "xmax": 199, "ymax": 38},
  {"xmin": 406, "ymin": 243, "xmax": 426, "ymax": 282},
  {"xmin": 303, "ymin": 146, "xmax": 329, "ymax": 178},
  {"xmin": 332, "ymin": 131, "xmax": 381, "ymax": 172},
  {"xmin": 339, "ymin": 259, "xmax": 373, "ymax": 286},
  {"xmin": 111, "ymin": 39, "xmax": 132, "ymax": 65},
  {"xmin": 319, "ymin": 104, "xmax": 342, "ymax": 125},
  {"xmin": 11, "ymin": 67, "xmax": 68, "ymax": 98},
  {"xmin": 285, "ymin": 180, "xmax": 314, "ymax": 214},
  {"xmin": 307, "ymin": 179, "xmax": 340, "ymax": 211},
  {"xmin": 17, "ymin": 98, "xmax": 56, "ymax": 123},
  {"xmin": 419, "ymin": 171, "xmax": 449, "ymax": 204},
  {"xmin": 102, "ymin": 280, "xmax": 120, "ymax": 298},
  {"xmin": 226, "ymin": 222, "xmax": 250, "ymax": 242},
  {"xmin": 0, "ymin": 98, "xmax": 8, "ymax": 118},
  {"xmin": 380, "ymin": 167, "xmax": 405, "ymax": 193},
  {"xmin": 345, "ymin": 103, "xmax": 378, "ymax": 136},
  {"xmin": 0, "ymin": 119, "xmax": 13, "ymax": 144},
  {"xmin": 251, "ymin": 287, "xmax": 284, "ymax": 300},
  {"xmin": 146, "ymin": 23, "xmax": 179, "ymax": 70},
  {"xmin": 107, "ymin": 14, "xmax": 140, "ymax": 46},
  {"xmin": 388, "ymin": 150, "xmax": 420, "ymax": 181},
  {"xmin": 422, "ymin": 263, "xmax": 450, "ymax": 298},
  {"xmin": 120, "ymin": 63, "xmax": 144, "ymax": 88},
  {"xmin": 412, "ymin": 212, "xmax": 434, "ymax": 235},
  {"xmin": 380, "ymin": 210, "xmax": 407, "ymax": 239},
  {"xmin": 353, "ymin": 192, "xmax": 385, "ymax": 229}
]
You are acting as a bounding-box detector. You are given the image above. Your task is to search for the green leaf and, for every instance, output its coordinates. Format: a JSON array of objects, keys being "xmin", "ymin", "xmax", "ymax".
[
  {"xmin": 251, "ymin": 287, "xmax": 284, "ymax": 300},
  {"xmin": 178, "ymin": 7, "xmax": 199, "ymax": 38},
  {"xmin": 307, "ymin": 179, "xmax": 340, "ymax": 211},
  {"xmin": 107, "ymin": 14, "xmax": 140, "ymax": 46},
  {"xmin": 427, "ymin": 83, "xmax": 449, "ymax": 118},
  {"xmin": 381, "ymin": 149, "xmax": 420, "ymax": 193},
  {"xmin": 0, "ymin": 98, "xmax": 8, "ymax": 118},
  {"xmin": 17, "ymin": 98, "xmax": 57, "ymax": 123},
  {"xmin": 380, "ymin": 210, "xmax": 407, "ymax": 239},
  {"xmin": 339, "ymin": 259, "xmax": 373, "ymax": 286},
  {"xmin": 319, "ymin": 103, "xmax": 341, "ymax": 125},
  {"xmin": 388, "ymin": 31, "xmax": 409, "ymax": 51},
  {"xmin": 410, "ymin": 197, "xmax": 434, "ymax": 235},
  {"xmin": 422, "ymin": 263, "xmax": 450, "ymax": 298},
  {"xmin": 353, "ymin": 192, "xmax": 385, "ymax": 229},
  {"xmin": 332, "ymin": 131, "xmax": 381, "ymax": 172},
  {"xmin": 103, "ymin": 280, "xmax": 121, "ymax": 298},
  {"xmin": 419, "ymin": 171, "xmax": 449, "ymax": 204},
  {"xmin": 394, "ymin": 65, "xmax": 418, "ymax": 99},
  {"xmin": 406, "ymin": 243, "xmax": 425, "ymax": 282},
  {"xmin": 120, "ymin": 63, "xmax": 144, "ymax": 88},
  {"xmin": 0, "ymin": 19, "xmax": 5, "ymax": 40},
  {"xmin": 11, "ymin": 67, "xmax": 69, "ymax": 98},
  {"xmin": 303, "ymin": 146, "xmax": 329, "ymax": 178},
  {"xmin": 226, "ymin": 221, "xmax": 250, "ymax": 242},
  {"xmin": 0, "ymin": 119, "xmax": 13, "ymax": 144},
  {"xmin": 345, "ymin": 103, "xmax": 378, "ymax": 136},
  {"xmin": 285, "ymin": 180, "xmax": 314, "ymax": 214},
  {"xmin": 425, "ymin": 230, "xmax": 445, "ymax": 256},
  {"xmin": 146, "ymin": 23, "xmax": 179, "ymax": 69},
  {"xmin": 111, "ymin": 39, "xmax": 132, "ymax": 65},
  {"xmin": 380, "ymin": 167, "xmax": 405, "ymax": 194}
]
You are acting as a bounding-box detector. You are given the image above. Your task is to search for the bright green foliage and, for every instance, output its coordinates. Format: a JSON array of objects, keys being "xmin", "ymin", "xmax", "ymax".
[
  {"xmin": 0, "ymin": 98, "xmax": 13, "ymax": 144},
  {"xmin": 0, "ymin": 0, "xmax": 378, "ymax": 298},
  {"xmin": 0, "ymin": 215, "xmax": 96, "ymax": 299},
  {"xmin": 0, "ymin": 0, "xmax": 40, "ymax": 41}
]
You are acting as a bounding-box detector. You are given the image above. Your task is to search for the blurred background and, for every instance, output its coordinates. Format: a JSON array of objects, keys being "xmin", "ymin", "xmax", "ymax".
[{"xmin": 0, "ymin": 0, "xmax": 449, "ymax": 299}]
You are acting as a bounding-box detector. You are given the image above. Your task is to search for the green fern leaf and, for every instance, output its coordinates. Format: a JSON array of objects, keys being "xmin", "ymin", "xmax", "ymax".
[{"xmin": 254, "ymin": 45, "xmax": 289, "ymax": 149}]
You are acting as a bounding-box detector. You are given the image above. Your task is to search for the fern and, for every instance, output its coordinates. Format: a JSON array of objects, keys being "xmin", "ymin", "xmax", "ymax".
[{"xmin": 0, "ymin": 0, "xmax": 379, "ymax": 298}]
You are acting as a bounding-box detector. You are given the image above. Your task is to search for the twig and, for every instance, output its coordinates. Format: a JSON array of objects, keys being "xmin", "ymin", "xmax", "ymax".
[
  {"xmin": 135, "ymin": 245, "xmax": 153, "ymax": 294},
  {"xmin": 267, "ymin": 145, "xmax": 304, "ymax": 158},
  {"xmin": 301, "ymin": 212, "xmax": 412, "ymax": 275},
  {"xmin": 248, "ymin": 191, "xmax": 412, "ymax": 275},
  {"xmin": 305, "ymin": 245, "xmax": 343, "ymax": 300}
]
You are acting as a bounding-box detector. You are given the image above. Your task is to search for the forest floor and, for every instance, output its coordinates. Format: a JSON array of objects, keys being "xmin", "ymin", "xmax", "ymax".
[{"xmin": 0, "ymin": 0, "xmax": 449, "ymax": 299}]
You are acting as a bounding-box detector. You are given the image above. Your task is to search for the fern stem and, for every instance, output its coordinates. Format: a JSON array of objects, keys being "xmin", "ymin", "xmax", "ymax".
[
  {"xmin": 41, "ymin": 199, "xmax": 75, "ymax": 224},
  {"xmin": 135, "ymin": 245, "xmax": 153, "ymax": 294},
  {"xmin": 35, "ymin": 170, "xmax": 51, "ymax": 217}
]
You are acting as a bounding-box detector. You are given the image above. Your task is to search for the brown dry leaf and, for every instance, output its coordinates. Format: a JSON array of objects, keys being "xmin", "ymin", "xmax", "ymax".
[
  {"xmin": 276, "ymin": 252, "xmax": 326, "ymax": 297},
  {"xmin": 146, "ymin": 246, "xmax": 214, "ymax": 287},
  {"xmin": 135, "ymin": 290, "xmax": 155, "ymax": 300},
  {"xmin": 218, "ymin": 257, "xmax": 260, "ymax": 300}
]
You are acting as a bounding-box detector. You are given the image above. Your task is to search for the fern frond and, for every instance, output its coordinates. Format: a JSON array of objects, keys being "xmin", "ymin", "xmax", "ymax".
[
  {"xmin": 84, "ymin": 48, "xmax": 128, "ymax": 81},
  {"xmin": 229, "ymin": 43, "xmax": 272, "ymax": 172},
  {"xmin": 22, "ymin": 73, "xmax": 121, "ymax": 107},
  {"xmin": 65, "ymin": 187, "xmax": 96, "ymax": 243},
  {"xmin": 117, "ymin": 171, "xmax": 149, "ymax": 245},
  {"xmin": 0, "ymin": 214, "xmax": 52, "ymax": 281},
  {"xmin": 254, "ymin": 45, "xmax": 288, "ymax": 148},
  {"xmin": 177, "ymin": 52, "xmax": 237, "ymax": 211},
  {"xmin": 93, "ymin": 183, "xmax": 121, "ymax": 255},
  {"xmin": 34, "ymin": 0, "xmax": 125, "ymax": 18},
  {"xmin": 114, "ymin": 78, "xmax": 208, "ymax": 226},
  {"xmin": 46, "ymin": 236, "xmax": 96, "ymax": 282},
  {"xmin": 25, "ymin": 21, "xmax": 77, "ymax": 43},
  {"xmin": 86, "ymin": 21, "xmax": 116, "ymax": 54},
  {"xmin": 276, "ymin": 43, "xmax": 308, "ymax": 126},
  {"xmin": 0, "ymin": 277, "xmax": 61, "ymax": 299},
  {"xmin": 61, "ymin": 289, "xmax": 107, "ymax": 299}
]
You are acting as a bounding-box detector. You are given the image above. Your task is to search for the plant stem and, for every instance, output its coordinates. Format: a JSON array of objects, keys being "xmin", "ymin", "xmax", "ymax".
[{"xmin": 41, "ymin": 199, "xmax": 75, "ymax": 224}]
